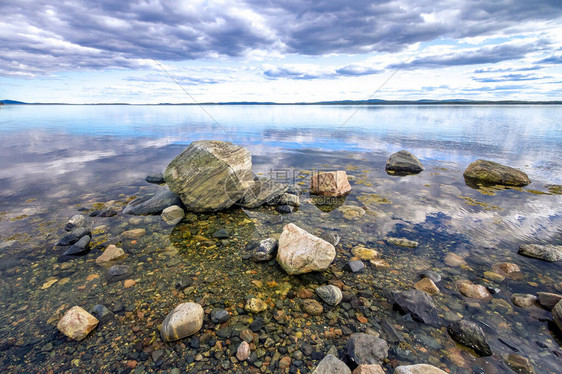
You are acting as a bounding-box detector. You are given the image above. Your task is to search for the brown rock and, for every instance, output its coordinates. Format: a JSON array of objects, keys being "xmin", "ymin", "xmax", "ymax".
[
  {"xmin": 536, "ymin": 292, "xmax": 562, "ymax": 310},
  {"xmin": 414, "ymin": 278, "xmax": 440, "ymax": 295},
  {"xmin": 370, "ymin": 259, "xmax": 390, "ymax": 270},
  {"xmin": 303, "ymin": 299, "xmax": 323, "ymax": 316},
  {"xmin": 95, "ymin": 244, "xmax": 125, "ymax": 265},
  {"xmin": 493, "ymin": 262, "xmax": 521, "ymax": 274},
  {"xmin": 57, "ymin": 306, "xmax": 99, "ymax": 341},
  {"xmin": 483, "ymin": 271, "xmax": 505, "ymax": 282},
  {"xmin": 297, "ymin": 288, "xmax": 314, "ymax": 299},
  {"xmin": 122, "ymin": 228, "xmax": 146, "ymax": 240},
  {"xmin": 510, "ymin": 293, "xmax": 538, "ymax": 308},
  {"xmin": 353, "ymin": 364, "xmax": 386, "ymax": 374},
  {"xmin": 457, "ymin": 280, "xmax": 491, "ymax": 299},
  {"xmin": 445, "ymin": 253, "xmax": 466, "ymax": 267},
  {"xmin": 245, "ymin": 298, "xmax": 267, "ymax": 313},
  {"xmin": 503, "ymin": 353, "xmax": 535, "ymax": 374},
  {"xmin": 124, "ymin": 279, "xmax": 137, "ymax": 288},
  {"xmin": 310, "ymin": 171, "xmax": 351, "ymax": 196},
  {"xmin": 352, "ymin": 246, "xmax": 379, "ymax": 260},
  {"xmin": 236, "ymin": 341, "xmax": 250, "ymax": 361},
  {"xmin": 279, "ymin": 356, "xmax": 292, "ymax": 370}
]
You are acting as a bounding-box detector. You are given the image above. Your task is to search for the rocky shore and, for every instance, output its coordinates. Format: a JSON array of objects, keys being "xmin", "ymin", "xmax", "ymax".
[{"xmin": 0, "ymin": 141, "xmax": 560, "ymax": 373}]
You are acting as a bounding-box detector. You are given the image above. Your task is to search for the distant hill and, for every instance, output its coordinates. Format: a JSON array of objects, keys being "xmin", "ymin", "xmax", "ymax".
[{"xmin": 0, "ymin": 100, "xmax": 27, "ymax": 104}]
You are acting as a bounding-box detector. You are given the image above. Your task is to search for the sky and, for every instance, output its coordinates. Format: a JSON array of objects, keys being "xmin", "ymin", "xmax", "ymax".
[{"xmin": 1, "ymin": 0, "xmax": 561, "ymax": 103}]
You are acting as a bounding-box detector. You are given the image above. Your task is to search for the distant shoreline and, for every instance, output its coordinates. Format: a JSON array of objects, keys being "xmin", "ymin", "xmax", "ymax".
[{"xmin": 2, "ymin": 99, "xmax": 562, "ymax": 106}]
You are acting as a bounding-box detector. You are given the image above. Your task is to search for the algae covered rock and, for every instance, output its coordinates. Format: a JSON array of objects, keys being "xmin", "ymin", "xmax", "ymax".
[
  {"xmin": 463, "ymin": 159, "xmax": 530, "ymax": 187},
  {"xmin": 164, "ymin": 141, "xmax": 254, "ymax": 212}
]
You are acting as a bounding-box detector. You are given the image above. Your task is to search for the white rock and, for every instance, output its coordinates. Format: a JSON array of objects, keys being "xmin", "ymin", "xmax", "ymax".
[
  {"xmin": 160, "ymin": 302, "xmax": 204, "ymax": 342},
  {"xmin": 161, "ymin": 205, "xmax": 185, "ymax": 225},
  {"xmin": 277, "ymin": 223, "xmax": 336, "ymax": 275},
  {"xmin": 394, "ymin": 364, "xmax": 448, "ymax": 374}
]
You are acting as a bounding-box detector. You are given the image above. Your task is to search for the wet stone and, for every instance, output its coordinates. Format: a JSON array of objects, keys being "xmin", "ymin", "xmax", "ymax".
[
  {"xmin": 420, "ymin": 270, "xmax": 441, "ymax": 283},
  {"xmin": 394, "ymin": 364, "xmax": 447, "ymax": 374},
  {"xmin": 346, "ymin": 333, "xmax": 389, "ymax": 365},
  {"xmin": 57, "ymin": 306, "xmax": 99, "ymax": 341},
  {"xmin": 303, "ymin": 299, "xmax": 323, "ymax": 316},
  {"xmin": 62, "ymin": 235, "xmax": 90, "ymax": 256},
  {"xmin": 503, "ymin": 353, "xmax": 535, "ymax": 374},
  {"xmin": 392, "ymin": 289, "xmax": 440, "ymax": 327},
  {"xmin": 319, "ymin": 230, "xmax": 340, "ymax": 246},
  {"xmin": 447, "ymin": 320, "xmax": 492, "ymax": 357},
  {"xmin": 386, "ymin": 237, "xmax": 418, "ymax": 248},
  {"xmin": 90, "ymin": 304, "xmax": 112, "ymax": 323},
  {"xmin": 276, "ymin": 205, "xmax": 294, "ymax": 214},
  {"xmin": 65, "ymin": 214, "xmax": 89, "ymax": 231},
  {"xmin": 536, "ymin": 292, "xmax": 562, "ymax": 310},
  {"xmin": 348, "ymin": 260, "xmax": 365, "ymax": 273},
  {"xmin": 57, "ymin": 227, "xmax": 91, "ymax": 246},
  {"xmin": 160, "ymin": 302, "xmax": 204, "ymax": 342},
  {"xmin": 236, "ymin": 341, "xmax": 250, "ymax": 361},
  {"xmin": 251, "ymin": 238, "xmax": 278, "ymax": 262},
  {"xmin": 175, "ymin": 278, "xmax": 193, "ymax": 290},
  {"xmin": 245, "ymin": 298, "xmax": 267, "ymax": 313},
  {"xmin": 385, "ymin": 150, "xmax": 424, "ymax": 174},
  {"xmin": 352, "ymin": 364, "xmax": 385, "ymax": 374},
  {"xmin": 552, "ymin": 300, "xmax": 562, "ymax": 333},
  {"xmin": 95, "ymin": 244, "xmax": 125, "ymax": 265},
  {"xmin": 161, "ymin": 205, "xmax": 185, "ymax": 226},
  {"xmin": 212, "ymin": 228, "xmax": 230, "ymax": 238},
  {"xmin": 312, "ymin": 354, "xmax": 351, "ymax": 374},
  {"xmin": 145, "ymin": 173, "xmax": 165, "ymax": 184},
  {"xmin": 210, "ymin": 308, "xmax": 230, "ymax": 324},
  {"xmin": 414, "ymin": 278, "xmax": 440, "ymax": 295},
  {"xmin": 315, "ymin": 285, "xmax": 343, "ymax": 306},
  {"xmin": 518, "ymin": 244, "xmax": 562, "ymax": 262},
  {"xmin": 107, "ymin": 265, "xmax": 131, "ymax": 282},
  {"xmin": 122, "ymin": 228, "xmax": 146, "ymax": 240},
  {"xmin": 493, "ymin": 262, "xmax": 521, "ymax": 274},
  {"xmin": 511, "ymin": 293, "xmax": 538, "ymax": 308},
  {"xmin": 457, "ymin": 280, "xmax": 491, "ymax": 299}
]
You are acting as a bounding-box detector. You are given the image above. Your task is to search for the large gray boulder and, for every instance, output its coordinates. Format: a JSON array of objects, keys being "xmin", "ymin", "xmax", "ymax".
[
  {"xmin": 463, "ymin": 159, "xmax": 530, "ymax": 187},
  {"xmin": 164, "ymin": 141, "xmax": 254, "ymax": 212},
  {"xmin": 385, "ymin": 150, "xmax": 424, "ymax": 174},
  {"xmin": 277, "ymin": 223, "xmax": 336, "ymax": 275},
  {"xmin": 123, "ymin": 187, "xmax": 183, "ymax": 215}
]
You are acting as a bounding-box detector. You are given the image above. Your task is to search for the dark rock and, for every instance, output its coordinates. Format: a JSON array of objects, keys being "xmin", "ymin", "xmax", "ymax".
[
  {"xmin": 123, "ymin": 187, "xmax": 183, "ymax": 215},
  {"xmin": 463, "ymin": 159, "xmax": 530, "ymax": 187},
  {"xmin": 212, "ymin": 229, "xmax": 230, "ymax": 239},
  {"xmin": 420, "ymin": 271, "xmax": 442, "ymax": 283},
  {"xmin": 90, "ymin": 304, "xmax": 112, "ymax": 323},
  {"xmin": 249, "ymin": 318, "xmax": 264, "ymax": 332},
  {"xmin": 175, "ymin": 278, "xmax": 193, "ymax": 290},
  {"xmin": 447, "ymin": 320, "xmax": 492, "ymax": 356},
  {"xmin": 381, "ymin": 319, "xmax": 403, "ymax": 343},
  {"xmin": 210, "ymin": 309, "xmax": 230, "ymax": 324},
  {"xmin": 62, "ymin": 235, "xmax": 91, "ymax": 256},
  {"xmin": 392, "ymin": 289, "xmax": 440, "ymax": 327},
  {"xmin": 345, "ymin": 333, "xmax": 388, "ymax": 365},
  {"xmin": 385, "ymin": 150, "xmax": 424, "ymax": 174},
  {"xmin": 276, "ymin": 205, "xmax": 294, "ymax": 214},
  {"xmin": 97, "ymin": 207, "xmax": 121, "ymax": 217},
  {"xmin": 252, "ymin": 238, "xmax": 278, "ymax": 262},
  {"xmin": 57, "ymin": 227, "xmax": 90, "ymax": 246},
  {"xmin": 107, "ymin": 265, "xmax": 131, "ymax": 282},
  {"xmin": 518, "ymin": 244, "xmax": 562, "ymax": 262},
  {"xmin": 348, "ymin": 260, "xmax": 365, "ymax": 273},
  {"xmin": 145, "ymin": 173, "xmax": 165, "ymax": 184}
]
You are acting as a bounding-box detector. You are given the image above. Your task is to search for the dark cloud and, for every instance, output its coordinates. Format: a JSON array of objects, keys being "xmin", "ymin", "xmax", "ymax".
[
  {"xmin": 391, "ymin": 40, "xmax": 550, "ymax": 69},
  {"xmin": 472, "ymin": 73, "xmax": 550, "ymax": 82},
  {"xmin": 0, "ymin": 0, "xmax": 561, "ymax": 76}
]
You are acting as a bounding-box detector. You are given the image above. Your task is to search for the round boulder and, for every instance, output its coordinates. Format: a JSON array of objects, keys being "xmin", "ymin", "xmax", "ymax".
[{"xmin": 160, "ymin": 302, "xmax": 204, "ymax": 342}]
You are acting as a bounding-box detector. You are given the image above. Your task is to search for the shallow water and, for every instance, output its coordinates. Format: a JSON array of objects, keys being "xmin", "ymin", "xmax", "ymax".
[{"xmin": 0, "ymin": 104, "xmax": 561, "ymax": 373}]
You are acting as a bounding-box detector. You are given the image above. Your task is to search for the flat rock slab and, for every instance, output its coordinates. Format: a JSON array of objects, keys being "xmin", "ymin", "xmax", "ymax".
[
  {"xmin": 394, "ymin": 364, "xmax": 448, "ymax": 374},
  {"xmin": 518, "ymin": 244, "xmax": 562, "ymax": 262},
  {"xmin": 57, "ymin": 306, "xmax": 99, "ymax": 341},
  {"xmin": 385, "ymin": 150, "xmax": 424, "ymax": 174},
  {"xmin": 96, "ymin": 244, "xmax": 125, "ymax": 265},
  {"xmin": 386, "ymin": 237, "xmax": 418, "ymax": 248},
  {"xmin": 345, "ymin": 333, "xmax": 388, "ymax": 365},
  {"xmin": 392, "ymin": 289, "xmax": 440, "ymax": 327},
  {"xmin": 62, "ymin": 235, "xmax": 90, "ymax": 257},
  {"xmin": 277, "ymin": 223, "xmax": 336, "ymax": 275},
  {"xmin": 463, "ymin": 159, "xmax": 530, "ymax": 187},
  {"xmin": 160, "ymin": 302, "xmax": 204, "ymax": 342},
  {"xmin": 123, "ymin": 187, "xmax": 183, "ymax": 215}
]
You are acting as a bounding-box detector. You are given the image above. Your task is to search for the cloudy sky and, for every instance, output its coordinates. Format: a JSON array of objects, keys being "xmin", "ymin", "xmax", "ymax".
[{"xmin": 1, "ymin": 0, "xmax": 561, "ymax": 103}]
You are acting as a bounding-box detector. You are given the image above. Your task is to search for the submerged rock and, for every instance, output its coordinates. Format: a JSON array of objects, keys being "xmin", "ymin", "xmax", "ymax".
[
  {"xmin": 392, "ymin": 289, "xmax": 440, "ymax": 327},
  {"xmin": 165, "ymin": 140, "xmax": 254, "ymax": 212},
  {"xmin": 251, "ymin": 238, "xmax": 278, "ymax": 262},
  {"xmin": 65, "ymin": 214, "xmax": 89, "ymax": 231},
  {"xmin": 311, "ymin": 354, "xmax": 351, "ymax": 374},
  {"xmin": 57, "ymin": 227, "xmax": 90, "ymax": 246},
  {"xmin": 145, "ymin": 172, "xmax": 165, "ymax": 184},
  {"xmin": 518, "ymin": 244, "xmax": 562, "ymax": 262},
  {"xmin": 310, "ymin": 171, "xmax": 351, "ymax": 197},
  {"xmin": 386, "ymin": 237, "xmax": 418, "ymax": 248},
  {"xmin": 160, "ymin": 302, "xmax": 204, "ymax": 342},
  {"xmin": 90, "ymin": 304, "xmax": 112, "ymax": 323},
  {"xmin": 511, "ymin": 293, "xmax": 538, "ymax": 308},
  {"xmin": 447, "ymin": 320, "xmax": 492, "ymax": 356},
  {"xmin": 457, "ymin": 280, "xmax": 492, "ymax": 299},
  {"xmin": 95, "ymin": 244, "xmax": 125, "ymax": 265},
  {"xmin": 210, "ymin": 309, "xmax": 230, "ymax": 324},
  {"xmin": 463, "ymin": 159, "xmax": 530, "ymax": 187},
  {"xmin": 276, "ymin": 205, "xmax": 294, "ymax": 214},
  {"xmin": 315, "ymin": 285, "xmax": 342, "ymax": 306},
  {"xmin": 385, "ymin": 150, "xmax": 424, "ymax": 174},
  {"xmin": 420, "ymin": 271, "xmax": 442, "ymax": 283},
  {"xmin": 57, "ymin": 306, "xmax": 99, "ymax": 341},
  {"xmin": 552, "ymin": 300, "xmax": 562, "ymax": 331},
  {"xmin": 414, "ymin": 278, "xmax": 440, "ymax": 295},
  {"xmin": 123, "ymin": 187, "xmax": 183, "ymax": 215},
  {"xmin": 345, "ymin": 333, "xmax": 388, "ymax": 365},
  {"xmin": 62, "ymin": 235, "xmax": 90, "ymax": 256},
  {"xmin": 275, "ymin": 193, "xmax": 300, "ymax": 207},
  {"xmin": 245, "ymin": 298, "xmax": 267, "ymax": 313},
  {"xmin": 236, "ymin": 341, "xmax": 250, "ymax": 361},
  {"xmin": 106, "ymin": 265, "xmax": 130, "ymax": 282},
  {"xmin": 238, "ymin": 177, "xmax": 287, "ymax": 208},
  {"xmin": 277, "ymin": 223, "xmax": 336, "ymax": 275},
  {"xmin": 394, "ymin": 364, "xmax": 447, "ymax": 374},
  {"xmin": 348, "ymin": 260, "xmax": 365, "ymax": 273},
  {"xmin": 319, "ymin": 231, "xmax": 341, "ymax": 246},
  {"xmin": 161, "ymin": 205, "xmax": 185, "ymax": 225},
  {"xmin": 537, "ymin": 292, "xmax": 562, "ymax": 310},
  {"xmin": 503, "ymin": 353, "xmax": 535, "ymax": 374},
  {"xmin": 302, "ymin": 299, "xmax": 324, "ymax": 315}
]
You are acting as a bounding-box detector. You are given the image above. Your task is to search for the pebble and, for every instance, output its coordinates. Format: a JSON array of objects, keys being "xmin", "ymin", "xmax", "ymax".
[
  {"xmin": 315, "ymin": 285, "xmax": 343, "ymax": 306},
  {"xmin": 107, "ymin": 265, "xmax": 131, "ymax": 282},
  {"xmin": 122, "ymin": 228, "xmax": 146, "ymax": 240},
  {"xmin": 394, "ymin": 364, "xmax": 447, "ymax": 374},
  {"xmin": 236, "ymin": 341, "xmax": 250, "ymax": 361},
  {"xmin": 245, "ymin": 298, "xmax": 267, "ymax": 313},
  {"xmin": 161, "ymin": 205, "xmax": 185, "ymax": 225},
  {"xmin": 312, "ymin": 354, "xmax": 351, "ymax": 374},
  {"xmin": 510, "ymin": 293, "xmax": 538, "ymax": 308},
  {"xmin": 503, "ymin": 353, "xmax": 535, "ymax": 374},
  {"xmin": 493, "ymin": 262, "xmax": 521, "ymax": 274},
  {"xmin": 345, "ymin": 333, "xmax": 389, "ymax": 365},
  {"xmin": 276, "ymin": 205, "xmax": 294, "ymax": 214},
  {"xmin": 56, "ymin": 306, "xmax": 99, "ymax": 341},
  {"xmin": 348, "ymin": 260, "xmax": 365, "ymax": 273},
  {"xmin": 352, "ymin": 364, "xmax": 385, "ymax": 374},
  {"xmin": 160, "ymin": 302, "xmax": 204, "ymax": 342},
  {"xmin": 370, "ymin": 259, "xmax": 390, "ymax": 269},
  {"xmin": 124, "ymin": 279, "xmax": 137, "ymax": 288},
  {"xmin": 351, "ymin": 246, "xmax": 378, "ymax": 260},
  {"xmin": 445, "ymin": 253, "xmax": 466, "ymax": 267},
  {"xmin": 484, "ymin": 271, "xmax": 505, "ymax": 282},
  {"xmin": 95, "ymin": 244, "xmax": 125, "ymax": 265},
  {"xmin": 414, "ymin": 278, "xmax": 440, "ymax": 295},
  {"xmin": 210, "ymin": 308, "xmax": 230, "ymax": 324},
  {"xmin": 536, "ymin": 292, "xmax": 562, "ymax": 310},
  {"xmin": 386, "ymin": 237, "xmax": 418, "ymax": 248},
  {"xmin": 303, "ymin": 299, "xmax": 323, "ymax": 315},
  {"xmin": 457, "ymin": 280, "xmax": 491, "ymax": 299}
]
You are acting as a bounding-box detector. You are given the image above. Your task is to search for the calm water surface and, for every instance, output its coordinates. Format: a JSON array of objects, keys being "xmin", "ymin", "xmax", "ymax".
[{"xmin": 0, "ymin": 105, "xmax": 560, "ymax": 373}]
